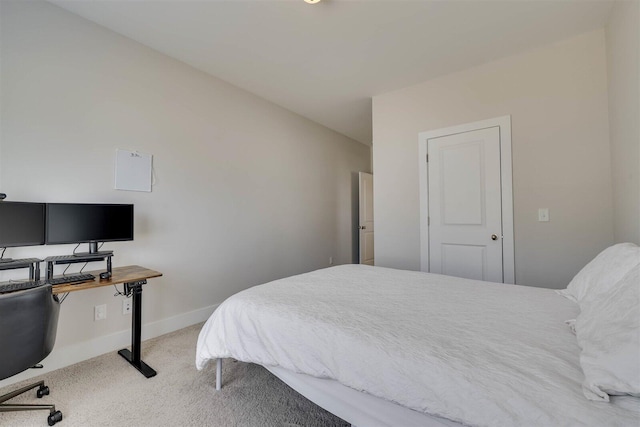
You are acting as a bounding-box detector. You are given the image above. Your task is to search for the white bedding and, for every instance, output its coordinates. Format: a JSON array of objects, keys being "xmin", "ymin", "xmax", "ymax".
[{"xmin": 196, "ymin": 265, "xmax": 640, "ymax": 426}]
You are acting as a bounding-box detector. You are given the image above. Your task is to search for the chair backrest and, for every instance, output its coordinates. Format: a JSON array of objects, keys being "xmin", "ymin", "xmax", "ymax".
[{"xmin": 0, "ymin": 285, "xmax": 60, "ymax": 380}]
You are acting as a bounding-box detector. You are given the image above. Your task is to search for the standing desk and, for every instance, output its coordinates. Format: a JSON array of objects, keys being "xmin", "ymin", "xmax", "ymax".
[{"xmin": 52, "ymin": 265, "xmax": 163, "ymax": 378}]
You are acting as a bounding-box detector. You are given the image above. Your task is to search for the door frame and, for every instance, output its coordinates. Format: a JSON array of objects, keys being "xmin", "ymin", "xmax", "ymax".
[
  {"xmin": 418, "ymin": 115, "xmax": 515, "ymax": 283},
  {"xmin": 358, "ymin": 172, "xmax": 374, "ymax": 265}
]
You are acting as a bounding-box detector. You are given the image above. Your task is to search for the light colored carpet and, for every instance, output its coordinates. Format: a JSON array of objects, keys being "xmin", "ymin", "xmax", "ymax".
[{"xmin": 0, "ymin": 324, "xmax": 349, "ymax": 427}]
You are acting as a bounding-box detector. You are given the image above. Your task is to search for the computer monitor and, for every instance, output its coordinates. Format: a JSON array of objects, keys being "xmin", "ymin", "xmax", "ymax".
[
  {"xmin": 45, "ymin": 203, "xmax": 134, "ymax": 254},
  {"xmin": 0, "ymin": 202, "xmax": 46, "ymax": 261}
]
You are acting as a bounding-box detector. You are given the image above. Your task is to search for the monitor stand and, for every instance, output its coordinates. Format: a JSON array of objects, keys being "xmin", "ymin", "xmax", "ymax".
[
  {"xmin": 73, "ymin": 251, "xmax": 113, "ymax": 257},
  {"xmin": 72, "ymin": 242, "xmax": 113, "ymax": 257}
]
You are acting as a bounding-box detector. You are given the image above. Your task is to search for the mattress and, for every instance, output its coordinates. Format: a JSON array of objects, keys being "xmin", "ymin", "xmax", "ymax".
[
  {"xmin": 196, "ymin": 264, "xmax": 640, "ymax": 426},
  {"xmin": 265, "ymin": 365, "xmax": 462, "ymax": 427}
]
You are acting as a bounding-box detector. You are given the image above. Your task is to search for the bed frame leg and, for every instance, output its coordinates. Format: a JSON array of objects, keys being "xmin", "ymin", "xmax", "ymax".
[{"xmin": 216, "ymin": 358, "xmax": 222, "ymax": 390}]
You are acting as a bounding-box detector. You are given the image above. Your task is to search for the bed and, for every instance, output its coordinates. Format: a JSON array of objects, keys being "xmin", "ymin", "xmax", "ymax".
[{"xmin": 196, "ymin": 248, "xmax": 640, "ymax": 426}]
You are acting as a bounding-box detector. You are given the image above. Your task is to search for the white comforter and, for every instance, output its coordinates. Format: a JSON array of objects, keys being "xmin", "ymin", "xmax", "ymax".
[{"xmin": 196, "ymin": 265, "xmax": 639, "ymax": 426}]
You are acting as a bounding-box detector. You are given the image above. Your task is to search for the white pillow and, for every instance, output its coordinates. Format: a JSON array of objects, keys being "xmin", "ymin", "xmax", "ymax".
[
  {"xmin": 575, "ymin": 264, "xmax": 640, "ymax": 401},
  {"xmin": 558, "ymin": 243, "xmax": 640, "ymax": 304}
]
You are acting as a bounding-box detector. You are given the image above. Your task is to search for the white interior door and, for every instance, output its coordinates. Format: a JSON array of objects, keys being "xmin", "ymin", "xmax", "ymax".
[
  {"xmin": 427, "ymin": 127, "xmax": 503, "ymax": 282},
  {"xmin": 359, "ymin": 172, "xmax": 374, "ymax": 265}
]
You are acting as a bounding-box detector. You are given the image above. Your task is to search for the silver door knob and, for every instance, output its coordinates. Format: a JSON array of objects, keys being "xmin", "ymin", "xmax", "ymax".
[
  {"xmin": 359, "ymin": 226, "xmax": 366, "ymax": 230},
  {"xmin": 491, "ymin": 234, "xmax": 498, "ymax": 240}
]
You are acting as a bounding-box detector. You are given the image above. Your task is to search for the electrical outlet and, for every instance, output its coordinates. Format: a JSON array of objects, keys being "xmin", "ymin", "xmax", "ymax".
[
  {"xmin": 94, "ymin": 304, "xmax": 107, "ymax": 321},
  {"xmin": 122, "ymin": 299, "xmax": 132, "ymax": 315}
]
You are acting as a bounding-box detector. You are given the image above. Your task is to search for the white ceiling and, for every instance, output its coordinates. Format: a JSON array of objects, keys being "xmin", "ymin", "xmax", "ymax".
[{"xmin": 50, "ymin": 0, "xmax": 614, "ymax": 145}]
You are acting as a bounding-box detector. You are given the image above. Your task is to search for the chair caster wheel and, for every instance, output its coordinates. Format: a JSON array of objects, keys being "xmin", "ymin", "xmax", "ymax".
[
  {"xmin": 47, "ymin": 410, "xmax": 62, "ymax": 426},
  {"xmin": 37, "ymin": 385, "xmax": 50, "ymax": 398}
]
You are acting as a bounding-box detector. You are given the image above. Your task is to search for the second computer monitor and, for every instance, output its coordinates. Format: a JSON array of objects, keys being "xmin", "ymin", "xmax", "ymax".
[{"xmin": 45, "ymin": 203, "xmax": 134, "ymax": 253}]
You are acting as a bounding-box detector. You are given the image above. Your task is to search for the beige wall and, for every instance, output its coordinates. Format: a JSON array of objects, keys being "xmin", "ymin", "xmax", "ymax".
[
  {"xmin": 372, "ymin": 30, "xmax": 613, "ymax": 289},
  {"xmin": 0, "ymin": 0, "xmax": 369, "ymax": 384},
  {"xmin": 606, "ymin": 0, "xmax": 640, "ymax": 245}
]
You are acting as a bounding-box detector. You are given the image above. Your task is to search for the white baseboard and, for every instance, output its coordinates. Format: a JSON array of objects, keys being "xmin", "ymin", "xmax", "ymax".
[{"xmin": 0, "ymin": 303, "xmax": 218, "ymax": 388}]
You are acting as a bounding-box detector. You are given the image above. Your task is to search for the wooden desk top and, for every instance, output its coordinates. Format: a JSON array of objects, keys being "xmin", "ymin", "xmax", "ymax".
[{"xmin": 52, "ymin": 265, "xmax": 163, "ymax": 294}]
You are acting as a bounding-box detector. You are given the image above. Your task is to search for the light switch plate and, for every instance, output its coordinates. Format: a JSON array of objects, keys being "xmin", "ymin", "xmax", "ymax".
[
  {"xmin": 538, "ymin": 208, "xmax": 550, "ymax": 222},
  {"xmin": 95, "ymin": 304, "xmax": 107, "ymax": 321}
]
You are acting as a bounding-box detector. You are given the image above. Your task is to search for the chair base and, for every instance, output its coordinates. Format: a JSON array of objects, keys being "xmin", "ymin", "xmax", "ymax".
[{"xmin": 0, "ymin": 380, "xmax": 63, "ymax": 425}]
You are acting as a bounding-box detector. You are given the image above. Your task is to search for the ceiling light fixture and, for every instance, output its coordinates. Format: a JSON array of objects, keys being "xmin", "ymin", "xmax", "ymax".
[{"xmin": 304, "ymin": 0, "xmax": 321, "ymax": 4}]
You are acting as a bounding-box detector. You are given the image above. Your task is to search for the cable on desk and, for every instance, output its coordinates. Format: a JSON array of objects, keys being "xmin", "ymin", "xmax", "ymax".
[
  {"xmin": 73, "ymin": 243, "xmax": 102, "ymax": 274},
  {"xmin": 61, "ymin": 246, "xmax": 81, "ymax": 276},
  {"xmin": 64, "ymin": 242, "xmax": 101, "ymax": 275},
  {"xmin": 58, "ymin": 292, "xmax": 70, "ymax": 304},
  {"xmin": 0, "ymin": 247, "xmax": 6, "ymax": 260}
]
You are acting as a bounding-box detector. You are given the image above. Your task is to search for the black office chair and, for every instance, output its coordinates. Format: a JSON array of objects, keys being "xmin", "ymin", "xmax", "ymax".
[{"xmin": 0, "ymin": 284, "xmax": 63, "ymax": 425}]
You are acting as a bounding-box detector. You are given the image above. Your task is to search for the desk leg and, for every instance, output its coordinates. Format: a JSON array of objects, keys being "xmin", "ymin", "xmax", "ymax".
[{"xmin": 118, "ymin": 281, "xmax": 157, "ymax": 378}]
